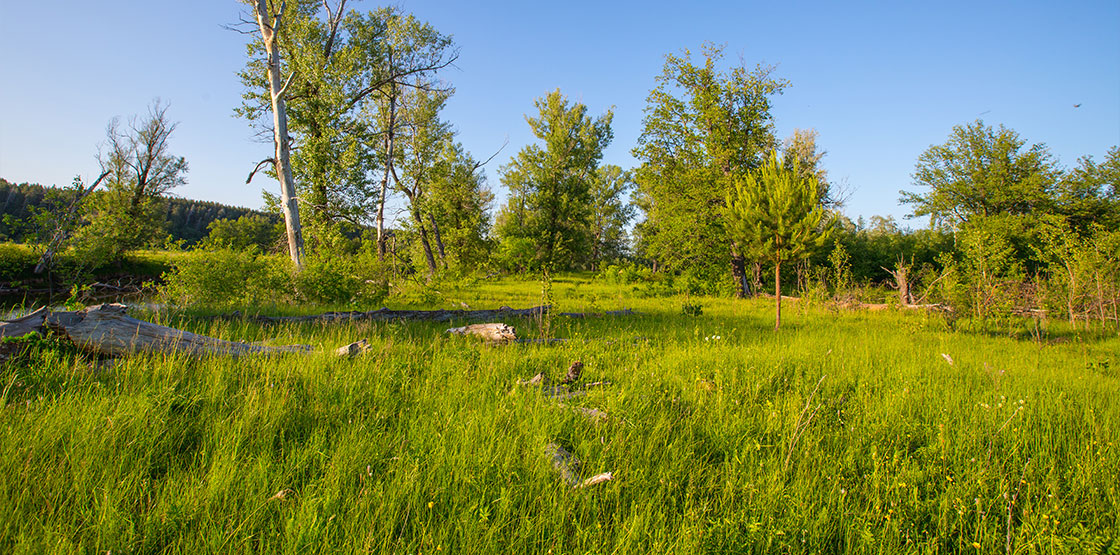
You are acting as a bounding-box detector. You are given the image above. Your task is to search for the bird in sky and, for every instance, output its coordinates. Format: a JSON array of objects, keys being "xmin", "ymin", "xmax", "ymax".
[{"xmin": 1074, "ymin": 103, "xmax": 1082, "ymax": 108}]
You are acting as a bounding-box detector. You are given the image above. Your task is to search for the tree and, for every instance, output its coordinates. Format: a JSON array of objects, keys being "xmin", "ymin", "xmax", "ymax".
[
  {"xmin": 588, "ymin": 165, "xmax": 636, "ymax": 269},
  {"xmin": 495, "ymin": 90, "xmax": 613, "ymax": 271},
  {"xmin": 425, "ymin": 141, "xmax": 494, "ymax": 273},
  {"xmin": 71, "ymin": 100, "xmax": 188, "ymax": 265},
  {"xmin": 247, "ymin": 0, "xmax": 306, "ymax": 268},
  {"xmin": 395, "ymin": 86, "xmax": 453, "ymax": 275},
  {"xmin": 1055, "ymin": 146, "xmax": 1120, "ymax": 233},
  {"xmin": 726, "ymin": 152, "xmax": 829, "ymax": 329},
  {"xmin": 238, "ymin": 2, "xmax": 457, "ymax": 259},
  {"xmin": 633, "ymin": 43, "xmax": 787, "ymax": 296},
  {"xmin": 901, "ymin": 120, "xmax": 1058, "ymax": 228}
]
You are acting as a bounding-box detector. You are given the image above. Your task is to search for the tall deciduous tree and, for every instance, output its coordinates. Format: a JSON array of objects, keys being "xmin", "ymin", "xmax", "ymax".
[
  {"xmin": 248, "ymin": 0, "xmax": 306, "ymax": 268},
  {"xmin": 238, "ymin": 2, "xmax": 456, "ymax": 257},
  {"xmin": 901, "ymin": 120, "xmax": 1058, "ymax": 229},
  {"xmin": 71, "ymin": 101, "xmax": 188, "ymax": 265},
  {"xmin": 496, "ymin": 90, "xmax": 613, "ymax": 271},
  {"xmin": 633, "ymin": 43, "xmax": 787, "ymax": 296},
  {"xmin": 427, "ymin": 141, "xmax": 495, "ymax": 272},
  {"xmin": 1055, "ymin": 146, "xmax": 1120, "ymax": 233},
  {"xmin": 726, "ymin": 152, "xmax": 829, "ymax": 329},
  {"xmin": 589, "ymin": 164, "xmax": 635, "ymax": 269}
]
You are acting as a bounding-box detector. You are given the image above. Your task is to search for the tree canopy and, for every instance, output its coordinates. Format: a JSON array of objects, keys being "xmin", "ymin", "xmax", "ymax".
[{"xmin": 901, "ymin": 120, "xmax": 1058, "ymax": 228}]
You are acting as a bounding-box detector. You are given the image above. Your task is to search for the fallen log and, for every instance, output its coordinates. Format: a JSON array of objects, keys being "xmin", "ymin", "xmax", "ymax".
[
  {"xmin": 0, "ymin": 307, "xmax": 49, "ymax": 339},
  {"xmin": 245, "ymin": 305, "xmax": 550, "ymax": 324},
  {"xmin": 43, "ymin": 304, "xmax": 312, "ymax": 357},
  {"xmin": 446, "ymin": 322, "xmax": 517, "ymax": 343},
  {"xmin": 0, "ymin": 303, "xmax": 374, "ymax": 358},
  {"xmin": 544, "ymin": 443, "xmax": 614, "ymax": 489},
  {"xmin": 211, "ymin": 305, "xmax": 639, "ymax": 325}
]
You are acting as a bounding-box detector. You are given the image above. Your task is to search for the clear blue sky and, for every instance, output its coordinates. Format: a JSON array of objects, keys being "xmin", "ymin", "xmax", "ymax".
[{"xmin": 1, "ymin": 0, "xmax": 1117, "ymax": 227}]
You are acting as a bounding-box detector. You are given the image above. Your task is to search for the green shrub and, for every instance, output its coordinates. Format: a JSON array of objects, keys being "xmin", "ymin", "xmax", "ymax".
[
  {"xmin": 0, "ymin": 243, "xmax": 36, "ymax": 283},
  {"xmin": 160, "ymin": 247, "xmax": 289, "ymax": 310}
]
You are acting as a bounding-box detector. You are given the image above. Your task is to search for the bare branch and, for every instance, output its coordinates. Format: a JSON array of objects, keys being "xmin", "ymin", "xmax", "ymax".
[
  {"xmin": 473, "ymin": 137, "xmax": 509, "ymax": 173},
  {"xmin": 277, "ymin": 69, "xmax": 297, "ymax": 97},
  {"xmin": 322, "ymin": 0, "xmax": 347, "ymax": 60},
  {"xmin": 246, "ymin": 158, "xmax": 277, "ymax": 184}
]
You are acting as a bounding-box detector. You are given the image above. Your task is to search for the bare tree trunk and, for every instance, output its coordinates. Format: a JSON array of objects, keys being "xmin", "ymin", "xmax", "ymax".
[
  {"xmin": 428, "ymin": 213, "xmax": 448, "ymax": 269},
  {"xmin": 34, "ymin": 170, "xmax": 111, "ymax": 274},
  {"xmin": 254, "ymin": 0, "xmax": 305, "ymax": 270},
  {"xmin": 376, "ymin": 75, "xmax": 397, "ymax": 260}
]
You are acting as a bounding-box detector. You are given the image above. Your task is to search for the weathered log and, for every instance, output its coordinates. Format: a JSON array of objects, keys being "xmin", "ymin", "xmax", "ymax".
[
  {"xmin": 545, "ymin": 443, "xmax": 581, "ymax": 487},
  {"xmin": 558, "ymin": 308, "xmax": 637, "ymax": 318},
  {"xmin": 248, "ymin": 305, "xmax": 550, "ymax": 324},
  {"xmin": 446, "ymin": 323, "xmax": 517, "ymax": 343},
  {"xmin": 0, "ymin": 307, "xmax": 49, "ymax": 339},
  {"xmin": 0, "ymin": 304, "xmax": 380, "ymax": 358},
  {"xmin": 209, "ymin": 305, "xmax": 639, "ymax": 325},
  {"xmin": 335, "ymin": 339, "xmax": 372, "ymax": 357},
  {"xmin": 544, "ymin": 443, "xmax": 614, "ymax": 488},
  {"xmin": 43, "ymin": 304, "xmax": 312, "ymax": 357}
]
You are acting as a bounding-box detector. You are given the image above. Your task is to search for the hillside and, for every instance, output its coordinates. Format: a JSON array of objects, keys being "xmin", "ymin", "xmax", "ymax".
[{"xmin": 0, "ymin": 178, "xmax": 276, "ymax": 245}]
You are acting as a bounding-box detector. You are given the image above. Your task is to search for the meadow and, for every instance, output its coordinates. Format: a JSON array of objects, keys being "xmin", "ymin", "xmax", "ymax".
[{"xmin": 1, "ymin": 275, "xmax": 1117, "ymax": 553}]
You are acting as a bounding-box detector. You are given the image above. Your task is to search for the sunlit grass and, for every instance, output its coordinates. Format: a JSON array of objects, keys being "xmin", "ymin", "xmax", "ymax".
[{"xmin": 1, "ymin": 275, "xmax": 1117, "ymax": 552}]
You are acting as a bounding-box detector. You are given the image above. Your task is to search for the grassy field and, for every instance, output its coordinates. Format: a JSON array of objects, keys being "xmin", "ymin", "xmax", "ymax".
[{"xmin": 1, "ymin": 275, "xmax": 1118, "ymax": 553}]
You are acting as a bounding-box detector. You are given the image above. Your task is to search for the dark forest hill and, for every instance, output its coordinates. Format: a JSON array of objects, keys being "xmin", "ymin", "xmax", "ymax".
[{"xmin": 0, "ymin": 178, "xmax": 277, "ymax": 245}]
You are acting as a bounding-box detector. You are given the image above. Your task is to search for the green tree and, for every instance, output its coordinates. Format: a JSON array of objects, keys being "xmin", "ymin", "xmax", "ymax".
[
  {"xmin": 588, "ymin": 165, "xmax": 635, "ymax": 269},
  {"xmin": 901, "ymin": 120, "xmax": 1058, "ymax": 228},
  {"xmin": 395, "ymin": 86, "xmax": 453, "ymax": 275},
  {"xmin": 426, "ymin": 141, "xmax": 494, "ymax": 273},
  {"xmin": 726, "ymin": 152, "xmax": 829, "ymax": 329},
  {"xmin": 633, "ymin": 43, "xmax": 787, "ymax": 296},
  {"xmin": 71, "ymin": 101, "xmax": 187, "ymax": 265},
  {"xmin": 495, "ymin": 90, "xmax": 613, "ymax": 271},
  {"xmin": 1055, "ymin": 146, "xmax": 1120, "ymax": 233},
  {"xmin": 237, "ymin": 2, "xmax": 456, "ymax": 257}
]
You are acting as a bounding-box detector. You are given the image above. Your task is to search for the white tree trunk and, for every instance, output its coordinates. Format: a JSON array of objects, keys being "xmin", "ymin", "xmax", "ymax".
[{"xmin": 254, "ymin": 0, "xmax": 305, "ymax": 270}]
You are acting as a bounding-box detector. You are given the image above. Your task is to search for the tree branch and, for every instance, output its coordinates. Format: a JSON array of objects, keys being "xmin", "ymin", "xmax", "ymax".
[{"xmin": 246, "ymin": 158, "xmax": 277, "ymax": 184}]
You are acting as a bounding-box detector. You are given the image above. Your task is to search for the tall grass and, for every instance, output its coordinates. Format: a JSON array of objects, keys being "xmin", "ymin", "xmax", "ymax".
[{"xmin": 1, "ymin": 276, "xmax": 1117, "ymax": 553}]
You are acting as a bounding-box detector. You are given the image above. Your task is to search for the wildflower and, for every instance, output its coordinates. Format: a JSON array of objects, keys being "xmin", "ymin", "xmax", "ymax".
[
  {"xmin": 972, "ymin": 542, "xmax": 981, "ymax": 549},
  {"xmin": 428, "ymin": 501, "xmax": 434, "ymax": 509}
]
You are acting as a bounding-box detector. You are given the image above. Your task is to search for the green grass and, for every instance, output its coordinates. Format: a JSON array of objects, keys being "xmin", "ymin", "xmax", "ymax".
[{"xmin": 1, "ymin": 275, "xmax": 1118, "ymax": 553}]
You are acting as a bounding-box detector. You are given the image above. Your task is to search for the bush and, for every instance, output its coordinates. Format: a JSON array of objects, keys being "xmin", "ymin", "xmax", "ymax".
[
  {"xmin": 160, "ymin": 247, "xmax": 289, "ymax": 310},
  {"xmin": 0, "ymin": 244, "xmax": 36, "ymax": 283}
]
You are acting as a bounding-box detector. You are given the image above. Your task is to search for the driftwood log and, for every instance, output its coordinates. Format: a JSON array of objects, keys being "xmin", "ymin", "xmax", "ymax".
[
  {"xmin": 1, "ymin": 304, "xmax": 332, "ymax": 357},
  {"xmin": 545, "ymin": 443, "xmax": 614, "ymax": 489},
  {"xmin": 212, "ymin": 306, "xmax": 638, "ymax": 325},
  {"xmin": 239, "ymin": 305, "xmax": 549, "ymax": 324},
  {"xmin": 446, "ymin": 323, "xmax": 518, "ymax": 343}
]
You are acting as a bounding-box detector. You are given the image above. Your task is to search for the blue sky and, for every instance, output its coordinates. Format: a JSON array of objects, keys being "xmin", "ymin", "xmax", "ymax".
[{"xmin": 1, "ymin": 0, "xmax": 1117, "ymax": 228}]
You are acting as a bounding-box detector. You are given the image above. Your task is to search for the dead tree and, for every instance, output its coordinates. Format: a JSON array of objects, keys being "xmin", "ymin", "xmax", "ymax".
[
  {"xmin": 253, "ymin": 0, "xmax": 305, "ymax": 269},
  {"xmin": 33, "ymin": 171, "xmax": 111, "ymax": 274}
]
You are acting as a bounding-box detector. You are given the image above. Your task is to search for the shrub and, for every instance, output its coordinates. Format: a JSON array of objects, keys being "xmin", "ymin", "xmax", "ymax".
[{"xmin": 160, "ymin": 247, "xmax": 289, "ymax": 310}]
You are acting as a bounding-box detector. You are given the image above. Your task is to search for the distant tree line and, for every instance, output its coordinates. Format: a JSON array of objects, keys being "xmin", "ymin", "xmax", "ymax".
[{"xmin": 0, "ymin": 178, "xmax": 277, "ymax": 247}]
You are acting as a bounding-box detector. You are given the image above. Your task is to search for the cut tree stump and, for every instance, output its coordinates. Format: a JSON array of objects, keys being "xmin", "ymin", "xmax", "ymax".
[{"xmin": 446, "ymin": 323, "xmax": 517, "ymax": 343}]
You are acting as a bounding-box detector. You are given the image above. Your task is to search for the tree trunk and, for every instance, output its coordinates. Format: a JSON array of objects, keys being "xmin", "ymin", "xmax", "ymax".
[
  {"xmin": 254, "ymin": 0, "xmax": 305, "ymax": 270},
  {"xmin": 376, "ymin": 73, "xmax": 397, "ymax": 260},
  {"xmin": 775, "ymin": 259, "xmax": 782, "ymax": 330},
  {"xmin": 34, "ymin": 170, "xmax": 111, "ymax": 274},
  {"xmin": 730, "ymin": 248, "xmax": 750, "ymax": 298},
  {"xmin": 418, "ymin": 220, "xmax": 438, "ymax": 276},
  {"xmin": 428, "ymin": 213, "xmax": 448, "ymax": 269}
]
